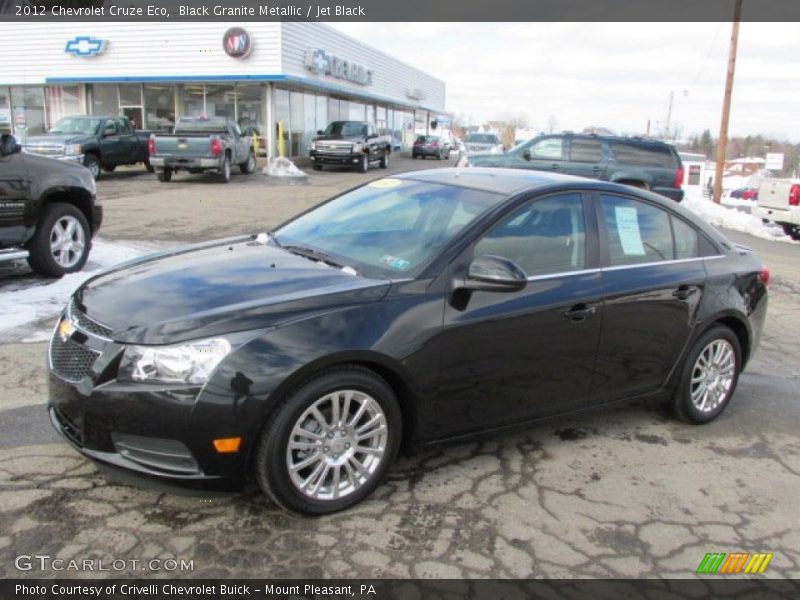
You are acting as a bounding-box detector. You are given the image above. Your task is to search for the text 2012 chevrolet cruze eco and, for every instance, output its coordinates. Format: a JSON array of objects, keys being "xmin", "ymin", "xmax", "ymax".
[{"xmin": 48, "ymin": 169, "xmax": 768, "ymax": 514}]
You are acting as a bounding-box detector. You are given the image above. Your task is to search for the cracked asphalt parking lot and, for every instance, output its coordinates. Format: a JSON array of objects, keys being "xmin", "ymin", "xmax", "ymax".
[{"xmin": 1, "ymin": 159, "xmax": 799, "ymax": 579}]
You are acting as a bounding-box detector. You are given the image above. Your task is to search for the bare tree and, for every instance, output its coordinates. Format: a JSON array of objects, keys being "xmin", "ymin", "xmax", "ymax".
[{"xmin": 547, "ymin": 115, "xmax": 559, "ymax": 133}]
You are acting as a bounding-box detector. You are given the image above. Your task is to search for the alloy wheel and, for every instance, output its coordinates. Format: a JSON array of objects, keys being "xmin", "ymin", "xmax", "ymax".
[
  {"xmin": 690, "ymin": 339, "xmax": 736, "ymax": 413},
  {"xmin": 49, "ymin": 215, "xmax": 86, "ymax": 268},
  {"xmin": 286, "ymin": 389, "xmax": 388, "ymax": 500}
]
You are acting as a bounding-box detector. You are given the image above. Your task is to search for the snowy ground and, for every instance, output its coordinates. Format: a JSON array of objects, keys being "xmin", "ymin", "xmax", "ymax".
[
  {"xmin": 0, "ymin": 239, "xmax": 167, "ymax": 344},
  {"xmin": 682, "ymin": 190, "xmax": 795, "ymax": 244}
]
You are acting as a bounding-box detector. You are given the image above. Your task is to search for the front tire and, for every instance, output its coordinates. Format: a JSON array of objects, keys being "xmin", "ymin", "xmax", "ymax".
[
  {"xmin": 670, "ymin": 326, "xmax": 742, "ymax": 424},
  {"xmin": 240, "ymin": 151, "xmax": 256, "ymax": 174},
  {"xmin": 83, "ymin": 154, "xmax": 101, "ymax": 180},
  {"xmin": 254, "ymin": 367, "xmax": 401, "ymax": 515},
  {"xmin": 358, "ymin": 153, "xmax": 369, "ymax": 174},
  {"xmin": 379, "ymin": 150, "xmax": 389, "ymax": 169},
  {"xmin": 26, "ymin": 203, "xmax": 91, "ymax": 277}
]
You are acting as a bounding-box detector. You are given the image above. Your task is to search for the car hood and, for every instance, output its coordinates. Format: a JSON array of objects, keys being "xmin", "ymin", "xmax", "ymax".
[
  {"xmin": 24, "ymin": 133, "xmax": 89, "ymax": 146},
  {"xmin": 75, "ymin": 237, "xmax": 391, "ymax": 345}
]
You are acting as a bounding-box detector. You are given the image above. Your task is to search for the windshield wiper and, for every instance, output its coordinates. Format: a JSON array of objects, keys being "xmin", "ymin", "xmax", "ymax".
[{"xmin": 282, "ymin": 244, "xmax": 349, "ymax": 270}]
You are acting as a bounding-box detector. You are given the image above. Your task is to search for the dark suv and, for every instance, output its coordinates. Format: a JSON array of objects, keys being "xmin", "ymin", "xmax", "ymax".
[{"xmin": 462, "ymin": 133, "xmax": 684, "ymax": 201}]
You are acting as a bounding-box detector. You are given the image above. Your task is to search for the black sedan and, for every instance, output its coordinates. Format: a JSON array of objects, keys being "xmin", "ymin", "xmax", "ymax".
[{"xmin": 48, "ymin": 169, "xmax": 768, "ymax": 514}]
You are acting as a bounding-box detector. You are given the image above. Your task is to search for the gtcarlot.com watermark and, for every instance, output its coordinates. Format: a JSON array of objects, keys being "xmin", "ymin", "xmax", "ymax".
[{"xmin": 15, "ymin": 554, "xmax": 194, "ymax": 572}]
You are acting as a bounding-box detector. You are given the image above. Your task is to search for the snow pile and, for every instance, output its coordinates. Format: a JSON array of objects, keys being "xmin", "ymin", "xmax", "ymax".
[
  {"xmin": 681, "ymin": 191, "xmax": 792, "ymax": 243},
  {"xmin": 0, "ymin": 239, "xmax": 158, "ymax": 343},
  {"xmin": 263, "ymin": 157, "xmax": 307, "ymax": 179}
]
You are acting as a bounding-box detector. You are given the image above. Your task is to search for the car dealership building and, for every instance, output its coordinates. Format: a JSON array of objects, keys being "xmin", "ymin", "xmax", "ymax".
[{"xmin": 0, "ymin": 22, "xmax": 447, "ymax": 157}]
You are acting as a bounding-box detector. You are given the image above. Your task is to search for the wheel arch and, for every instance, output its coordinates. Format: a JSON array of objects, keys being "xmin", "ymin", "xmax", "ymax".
[
  {"xmin": 39, "ymin": 188, "xmax": 97, "ymax": 232},
  {"xmin": 710, "ymin": 314, "xmax": 751, "ymax": 367},
  {"xmin": 255, "ymin": 351, "xmax": 422, "ymax": 456}
]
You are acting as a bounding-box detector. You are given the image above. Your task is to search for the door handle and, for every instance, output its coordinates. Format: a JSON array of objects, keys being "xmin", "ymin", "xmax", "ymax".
[
  {"xmin": 562, "ymin": 303, "xmax": 597, "ymax": 321},
  {"xmin": 673, "ymin": 285, "xmax": 698, "ymax": 300},
  {"xmin": 551, "ymin": 163, "xmax": 560, "ymax": 170},
  {"xmin": 591, "ymin": 166, "xmax": 602, "ymax": 173}
]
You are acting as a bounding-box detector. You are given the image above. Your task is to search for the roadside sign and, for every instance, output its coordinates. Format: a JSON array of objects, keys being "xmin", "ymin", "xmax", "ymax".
[{"xmin": 766, "ymin": 153, "xmax": 784, "ymax": 170}]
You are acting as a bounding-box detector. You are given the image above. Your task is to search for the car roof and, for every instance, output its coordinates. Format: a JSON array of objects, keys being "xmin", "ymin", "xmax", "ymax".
[
  {"xmin": 395, "ymin": 167, "xmax": 588, "ymax": 195},
  {"xmin": 552, "ymin": 133, "xmax": 674, "ymax": 149}
]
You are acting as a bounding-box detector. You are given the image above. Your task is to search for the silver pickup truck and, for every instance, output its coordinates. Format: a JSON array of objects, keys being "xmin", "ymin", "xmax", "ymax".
[{"xmin": 148, "ymin": 117, "xmax": 256, "ymax": 183}]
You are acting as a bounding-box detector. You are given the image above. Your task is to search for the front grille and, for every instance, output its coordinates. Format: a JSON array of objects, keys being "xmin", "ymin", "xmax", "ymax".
[
  {"xmin": 24, "ymin": 145, "xmax": 65, "ymax": 157},
  {"xmin": 70, "ymin": 300, "xmax": 113, "ymax": 338},
  {"xmin": 316, "ymin": 143, "xmax": 352, "ymax": 154},
  {"xmin": 53, "ymin": 408, "xmax": 84, "ymax": 447},
  {"xmin": 50, "ymin": 335, "xmax": 100, "ymax": 382}
]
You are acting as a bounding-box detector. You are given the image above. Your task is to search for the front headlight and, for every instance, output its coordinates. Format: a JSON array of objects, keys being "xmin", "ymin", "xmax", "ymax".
[
  {"xmin": 352, "ymin": 143, "xmax": 364, "ymax": 153},
  {"xmin": 309, "ymin": 141, "xmax": 317, "ymax": 151},
  {"xmin": 490, "ymin": 145, "xmax": 503, "ymax": 154},
  {"xmin": 64, "ymin": 144, "xmax": 82, "ymax": 156},
  {"xmin": 120, "ymin": 337, "xmax": 232, "ymax": 385}
]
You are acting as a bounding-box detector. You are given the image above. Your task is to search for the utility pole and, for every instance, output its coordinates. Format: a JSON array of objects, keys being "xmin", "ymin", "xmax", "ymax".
[
  {"xmin": 713, "ymin": 0, "xmax": 743, "ymax": 204},
  {"xmin": 664, "ymin": 91, "xmax": 674, "ymax": 140}
]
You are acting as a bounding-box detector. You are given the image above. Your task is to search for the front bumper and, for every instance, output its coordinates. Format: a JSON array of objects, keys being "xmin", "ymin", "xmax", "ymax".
[
  {"xmin": 309, "ymin": 150, "xmax": 362, "ymax": 165},
  {"xmin": 149, "ymin": 156, "xmax": 220, "ymax": 169}
]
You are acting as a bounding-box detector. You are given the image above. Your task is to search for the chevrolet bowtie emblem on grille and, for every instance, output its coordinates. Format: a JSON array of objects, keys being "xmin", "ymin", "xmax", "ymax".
[{"xmin": 58, "ymin": 319, "xmax": 74, "ymax": 342}]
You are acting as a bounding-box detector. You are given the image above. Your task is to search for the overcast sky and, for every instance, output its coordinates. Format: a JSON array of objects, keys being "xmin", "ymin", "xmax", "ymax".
[{"xmin": 330, "ymin": 22, "xmax": 800, "ymax": 142}]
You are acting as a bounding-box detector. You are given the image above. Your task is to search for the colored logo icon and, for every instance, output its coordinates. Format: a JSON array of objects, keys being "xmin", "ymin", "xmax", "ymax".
[
  {"xmin": 696, "ymin": 552, "xmax": 773, "ymax": 574},
  {"xmin": 64, "ymin": 36, "xmax": 108, "ymax": 57},
  {"xmin": 223, "ymin": 27, "xmax": 252, "ymax": 59}
]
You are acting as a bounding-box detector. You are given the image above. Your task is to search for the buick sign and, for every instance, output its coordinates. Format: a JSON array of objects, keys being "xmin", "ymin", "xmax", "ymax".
[{"xmin": 223, "ymin": 27, "xmax": 252, "ymax": 59}]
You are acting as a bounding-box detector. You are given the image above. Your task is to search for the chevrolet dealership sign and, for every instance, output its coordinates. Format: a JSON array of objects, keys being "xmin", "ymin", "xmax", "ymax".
[{"xmin": 304, "ymin": 48, "xmax": 373, "ymax": 86}]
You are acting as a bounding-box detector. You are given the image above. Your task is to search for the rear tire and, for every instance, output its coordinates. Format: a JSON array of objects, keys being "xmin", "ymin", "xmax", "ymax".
[
  {"xmin": 145, "ymin": 158, "xmax": 154, "ymax": 173},
  {"xmin": 26, "ymin": 202, "xmax": 91, "ymax": 278},
  {"xmin": 156, "ymin": 168, "xmax": 172, "ymax": 182},
  {"xmin": 670, "ymin": 325, "xmax": 742, "ymax": 424},
  {"xmin": 220, "ymin": 154, "xmax": 232, "ymax": 182},
  {"xmin": 102, "ymin": 165, "xmax": 116, "ymax": 173},
  {"xmin": 312, "ymin": 164, "xmax": 323, "ymax": 171},
  {"xmin": 254, "ymin": 366, "xmax": 401, "ymax": 515}
]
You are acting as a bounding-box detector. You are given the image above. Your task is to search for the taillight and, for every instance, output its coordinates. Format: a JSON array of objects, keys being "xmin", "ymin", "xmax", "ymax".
[
  {"xmin": 758, "ymin": 266, "xmax": 770, "ymax": 288},
  {"xmin": 210, "ymin": 139, "xmax": 222, "ymax": 157},
  {"xmin": 789, "ymin": 184, "xmax": 800, "ymax": 206},
  {"xmin": 673, "ymin": 166, "xmax": 684, "ymax": 188},
  {"xmin": 147, "ymin": 135, "xmax": 155, "ymax": 155}
]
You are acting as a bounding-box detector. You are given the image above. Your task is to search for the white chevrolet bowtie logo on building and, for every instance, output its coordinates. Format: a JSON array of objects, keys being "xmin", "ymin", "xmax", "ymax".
[
  {"xmin": 305, "ymin": 48, "xmax": 330, "ymax": 74},
  {"xmin": 304, "ymin": 48, "xmax": 373, "ymax": 86},
  {"xmin": 64, "ymin": 36, "xmax": 108, "ymax": 57}
]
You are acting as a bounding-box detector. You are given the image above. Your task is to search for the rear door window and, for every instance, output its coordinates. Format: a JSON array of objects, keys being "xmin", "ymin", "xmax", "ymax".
[
  {"xmin": 568, "ymin": 139, "xmax": 603, "ymax": 162},
  {"xmin": 672, "ymin": 217, "xmax": 699, "ymax": 259},
  {"xmin": 599, "ymin": 195, "xmax": 674, "ymax": 265}
]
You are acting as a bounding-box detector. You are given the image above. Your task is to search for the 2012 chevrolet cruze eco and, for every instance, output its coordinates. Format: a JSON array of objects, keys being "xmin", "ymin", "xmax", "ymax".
[{"xmin": 48, "ymin": 169, "xmax": 768, "ymax": 514}]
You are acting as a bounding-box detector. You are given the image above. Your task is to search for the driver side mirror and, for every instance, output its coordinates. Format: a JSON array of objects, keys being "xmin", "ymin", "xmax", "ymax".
[
  {"xmin": 522, "ymin": 150, "xmax": 532, "ymax": 161},
  {"xmin": 461, "ymin": 255, "xmax": 527, "ymax": 292},
  {"xmin": 103, "ymin": 125, "xmax": 116, "ymax": 137},
  {"xmin": 316, "ymin": 130, "xmax": 324, "ymax": 135}
]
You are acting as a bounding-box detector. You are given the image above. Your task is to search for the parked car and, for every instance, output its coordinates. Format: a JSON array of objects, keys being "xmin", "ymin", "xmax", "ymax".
[
  {"xmin": 460, "ymin": 133, "xmax": 685, "ymax": 202},
  {"xmin": 0, "ymin": 134, "xmax": 102, "ymax": 277},
  {"xmin": 148, "ymin": 117, "xmax": 256, "ymax": 183},
  {"xmin": 48, "ymin": 168, "xmax": 767, "ymax": 514},
  {"xmin": 729, "ymin": 187, "xmax": 758, "ymax": 200},
  {"xmin": 309, "ymin": 121, "xmax": 391, "ymax": 173},
  {"xmin": 23, "ymin": 115, "xmax": 152, "ymax": 180},
  {"xmin": 412, "ymin": 135, "xmax": 451, "ymax": 160},
  {"xmin": 464, "ymin": 132, "xmax": 504, "ymax": 154},
  {"xmin": 755, "ymin": 178, "xmax": 800, "ymax": 240}
]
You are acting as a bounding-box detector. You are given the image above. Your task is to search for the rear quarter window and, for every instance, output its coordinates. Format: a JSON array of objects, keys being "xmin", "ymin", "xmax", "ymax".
[{"xmin": 609, "ymin": 142, "xmax": 676, "ymax": 168}]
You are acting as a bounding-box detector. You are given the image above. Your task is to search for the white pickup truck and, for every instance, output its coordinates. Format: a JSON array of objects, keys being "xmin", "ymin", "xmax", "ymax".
[{"xmin": 756, "ymin": 179, "xmax": 800, "ymax": 240}]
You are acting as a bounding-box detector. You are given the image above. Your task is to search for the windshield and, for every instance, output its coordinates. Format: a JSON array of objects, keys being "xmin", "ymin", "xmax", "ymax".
[
  {"xmin": 174, "ymin": 118, "xmax": 228, "ymax": 133},
  {"xmin": 415, "ymin": 135, "xmax": 438, "ymax": 143},
  {"xmin": 324, "ymin": 121, "xmax": 368, "ymax": 137},
  {"xmin": 275, "ymin": 178, "xmax": 504, "ymax": 278},
  {"xmin": 466, "ymin": 134, "xmax": 499, "ymax": 144},
  {"xmin": 49, "ymin": 118, "xmax": 102, "ymax": 135}
]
